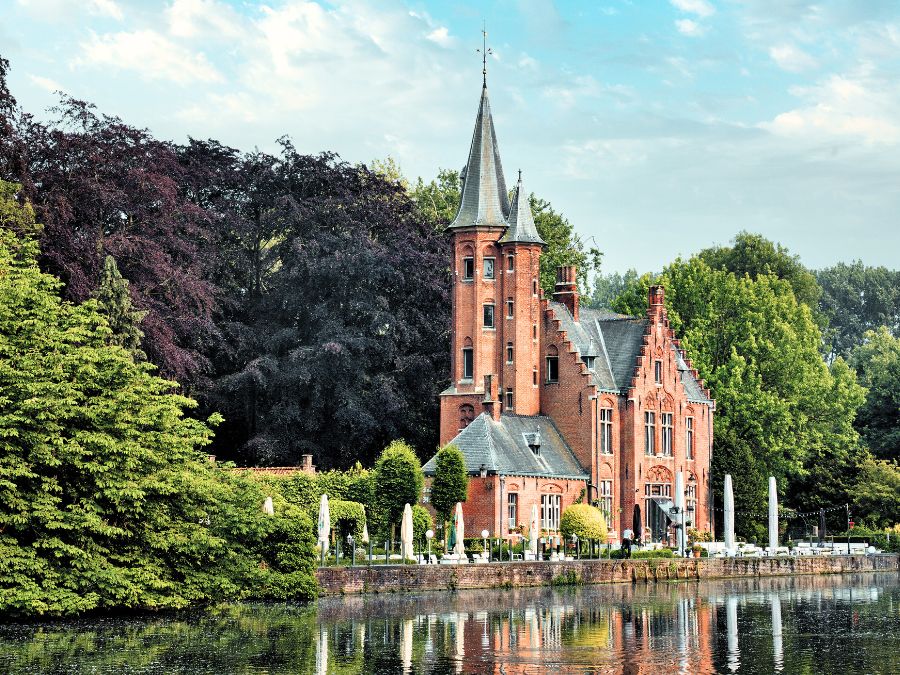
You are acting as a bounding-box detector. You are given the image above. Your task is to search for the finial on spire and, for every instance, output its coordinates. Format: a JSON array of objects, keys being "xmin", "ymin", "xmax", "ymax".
[
  {"xmin": 477, "ymin": 22, "xmax": 492, "ymax": 87},
  {"xmin": 518, "ymin": 168, "xmax": 522, "ymax": 182}
]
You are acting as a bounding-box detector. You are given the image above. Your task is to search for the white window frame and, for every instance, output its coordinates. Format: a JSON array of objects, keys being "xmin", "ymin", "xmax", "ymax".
[
  {"xmin": 506, "ymin": 298, "xmax": 514, "ymax": 318},
  {"xmin": 644, "ymin": 411, "xmax": 656, "ymax": 455},
  {"xmin": 541, "ymin": 494, "xmax": 561, "ymax": 531},
  {"xmin": 483, "ymin": 257, "xmax": 495, "ymax": 280},
  {"xmin": 600, "ymin": 408, "xmax": 613, "ymax": 455},
  {"xmin": 506, "ymin": 343, "xmax": 514, "ymax": 364},
  {"xmin": 654, "ymin": 360, "xmax": 663, "ymax": 384},
  {"xmin": 505, "ymin": 389, "xmax": 514, "ymax": 410},
  {"xmin": 462, "ymin": 257, "xmax": 474, "ymax": 281},
  {"xmin": 599, "ymin": 480, "xmax": 613, "ymax": 523},
  {"xmin": 686, "ymin": 417, "xmax": 694, "ymax": 460},
  {"xmin": 483, "ymin": 304, "xmax": 495, "ymax": 329},
  {"xmin": 661, "ymin": 412, "xmax": 673, "ymax": 457},
  {"xmin": 462, "ymin": 347, "xmax": 473, "ymax": 380},
  {"xmin": 507, "ymin": 493, "xmax": 518, "ymax": 530}
]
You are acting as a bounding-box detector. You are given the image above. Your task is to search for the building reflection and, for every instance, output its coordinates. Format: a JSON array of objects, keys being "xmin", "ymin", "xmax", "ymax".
[{"xmin": 308, "ymin": 573, "xmax": 894, "ymax": 674}]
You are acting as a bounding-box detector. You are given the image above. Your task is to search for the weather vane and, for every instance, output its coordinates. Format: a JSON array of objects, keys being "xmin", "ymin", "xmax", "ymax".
[{"xmin": 477, "ymin": 23, "xmax": 492, "ymax": 86}]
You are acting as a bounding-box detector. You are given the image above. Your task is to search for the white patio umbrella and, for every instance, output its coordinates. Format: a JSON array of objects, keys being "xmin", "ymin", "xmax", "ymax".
[
  {"xmin": 724, "ymin": 474, "xmax": 735, "ymax": 556},
  {"xmin": 529, "ymin": 504, "xmax": 539, "ymax": 555},
  {"xmin": 361, "ymin": 522, "xmax": 369, "ymax": 546},
  {"xmin": 262, "ymin": 496, "xmax": 274, "ymax": 516},
  {"xmin": 317, "ymin": 493, "xmax": 330, "ymax": 551},
  {"xmin": 401, "ymin": 503, "xmax": 414, "ymax": 562},
  {"xmin": 768, "ymin": 476, "xmax": 778, "ymax": 553},
  {"xmin": 453, "ymin": 502, "xmax": 465, "ymax": 557},
  {"xmin": 675, "ymin": 471, "xmax": 686, "ymax": 556}
]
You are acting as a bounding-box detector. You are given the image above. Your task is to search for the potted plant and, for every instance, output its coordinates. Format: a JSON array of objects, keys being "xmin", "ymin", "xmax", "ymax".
[{"xmin": 692, "ymin": 544, "xmax": 702, "ymax": 558}]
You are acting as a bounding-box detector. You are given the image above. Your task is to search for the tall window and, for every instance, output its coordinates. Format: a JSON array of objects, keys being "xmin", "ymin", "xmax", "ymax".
[
  {"xmin": 483, "ymin": 257, "xmax": 495, "ymax": 279},
  {"xmin": 532, "ymin": 280, "xmax": 538, "ymax": 296},
  {"xmin": 506, "ymin": 342, "xmax": 514, "ymax": 363},
  {"xmin": 533, "ymin": 368, "xmax": 538, "ymax": 386},
  {"xmin": 599, "ymin": 480, "xmax": 613, "ymax": 523},
  {"xmin": 686, "ymin": 483, "xmax": 697, "ymax": 518},
  {"xmin": 661, "ymin": 412, "xmax": 673, "ymax": 456},
  {"xmin": 507, "ymin": 255, "xmax": 514, "ymax": 271},
  {"xmin": 507, "ymin": 493, "xmax": 518, "ymax": 529},
  {"xmin": 541, "ymin": 494, "xmax": 561, "ymax": 531},
  {"xmin": 505, "ymin": 388, "xmax": 514, "ymax": 410},
  {"xmin": 462, "ymin": 347, "xmax": 473, "ymax": 380},
  {"xmin": 654, "ymin": 360, "xmax": 663, "ymax": 384},
  {"xmin": 462, "ymin": 257, "xmax": 474, "ymax": 281},
  {"xmin": 686, "ymin": 417, "xmax": 694, "ymax": 460},
  {"xmin": 600, "ymin": 408, "xmax": 613, "ymax": 454},
  {"xmin": 546, "ymin": 348, "xmax": 559, "ymax": 383},
  {"xmin": 507, "ymin": 297, "xmax": 514, "ymax": 318},
  {"xmin": 644, "ymin": 411, "xmax": 656, "ymax": 455},
  {"xmin": 483, "ymin": 304, "xmax": 495, "ymax": 329},
  {"xmin": 533, "ymin": 325, "xmax": 538, "ymax": 340}
]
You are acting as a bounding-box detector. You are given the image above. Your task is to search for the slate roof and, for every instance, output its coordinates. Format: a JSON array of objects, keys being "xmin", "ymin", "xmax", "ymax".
[
  {"xmin": 498, "ymin": 173, "xmax": 545, "ymax": 246},
  {"xmin": 549, "ymin": 304, "xmax": 713, "ymax": 403},
  {"xmin": 423, "ymin": 413, "xmax": 589, "ymax": 479},
  {"xmin": 448, "ymin": 85, "xmax": 510, "ymax": 230}
]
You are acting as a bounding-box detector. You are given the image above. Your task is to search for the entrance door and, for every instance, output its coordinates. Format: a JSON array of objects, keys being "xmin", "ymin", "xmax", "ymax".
[{"xmin": 644, "ymin": 483, "xmax": 672, "ymax": 543}]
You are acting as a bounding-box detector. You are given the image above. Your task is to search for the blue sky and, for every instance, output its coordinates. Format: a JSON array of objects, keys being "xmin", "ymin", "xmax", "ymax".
[{"xmin": 3, "ymin": 0, "xmax": 900, "ymax": 273}]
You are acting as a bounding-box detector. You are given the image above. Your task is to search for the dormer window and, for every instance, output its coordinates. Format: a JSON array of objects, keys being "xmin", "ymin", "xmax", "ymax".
[
  {"xmin": 483, "ymin": 257, "xmax": 495, "ymax": 280},
  {"xmin": 584, "ymin": 356, "xmax": 595, "ymax": 370},
  {"xmin": 462, "ymin": 257, "xmax": 474, "ymax": 281}
]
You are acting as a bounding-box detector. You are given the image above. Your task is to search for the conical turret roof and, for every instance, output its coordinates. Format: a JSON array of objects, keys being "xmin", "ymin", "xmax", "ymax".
[
  {"xmin": 499, "ymin": 171, "xmax": 546, "ymax": 246},
  {"xmin": 448, "ymin": 85, "xmax": 510, "ymax": 229}
]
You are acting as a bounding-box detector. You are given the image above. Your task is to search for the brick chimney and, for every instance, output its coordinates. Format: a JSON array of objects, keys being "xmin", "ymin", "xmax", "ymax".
[
  {"xmin": 553, "ymin": 265, "xmax": 579, "ymax": 321},
  {"xmin": 648, "ymin": 285, "xmax": 665, "ymax": 322},
  {"xmin": 482, "ymin": 373, "xmax": 500, "ymax": 420}
]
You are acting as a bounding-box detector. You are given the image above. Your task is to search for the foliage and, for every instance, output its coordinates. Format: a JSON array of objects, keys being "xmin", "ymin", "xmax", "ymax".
[
  {"xmin": 372, "ymin": 441, "xmax": 424, "ymax": 536},
  {"xmin": 429, "ymin": 444, "xmax": 469, "ymax": 525},
  {"xmin": 851, "ymin": 458, "xmax": 900, "ymax": 529},
  {"xmin": 560, "ymin": 504, "xmax": 608, "ymax": 541},
  {"xmin": 411, "ymin": 504, "xmax": 433, "ymax": 544},
  {"xmin": 323, "ymin": 499, "xmax": 367, "ymax": 542},
  {"xmin": 850, "ymin": 327, "xmax": 900, "ymax": 462},
  {"xmin": 94, "ymin": 255, "xmax": 147, "ymax": 361},
  {"xmin": 0, "ymin": 192, "xmax": 316, "ymax": 616},
  {"xmin": 817, "ymin": 261, "xmax": 900, "ymax": 361},
  {"xmin": 586, "ymin": 269, "xmax": 639, "ymax": 309},
  {"xmin": 410, "ymin": 168, "xmax": 461, "ymax": 226},
  {"xmin": 530, "ymin": 195, "xmax": 602, "ymax": 297},
  {"xmin": 613, "ymin": 256, "xmax": 866, "ymax": 535}
]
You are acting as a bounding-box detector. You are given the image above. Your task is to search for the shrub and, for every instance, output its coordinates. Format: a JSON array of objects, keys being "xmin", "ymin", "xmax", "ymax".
[
  {"xmin": 373, "ymin": 441, "xmax": 424, "ymax": 537},
  {"xmin": 560, "ymin": 504, "xmax": 608, "ymax": 541},
  {"xmin": 326, "ymin": 499, "xmax": 367, "ymax": 542},
  {"xmin": 430, "ymin": 445, "xmax": 469, "ymax": 525},
  {"xmin": 412, "ymin": 504, "xmax": 433, "ymax": 545}
]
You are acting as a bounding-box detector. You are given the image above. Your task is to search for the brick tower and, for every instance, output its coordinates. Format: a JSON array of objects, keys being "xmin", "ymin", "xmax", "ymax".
[{"xmin": 438, "ymin": 82, "xmax": 546, "ymax": 445}]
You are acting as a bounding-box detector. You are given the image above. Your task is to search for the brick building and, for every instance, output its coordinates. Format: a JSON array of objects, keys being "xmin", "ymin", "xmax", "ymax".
[{"xmin": 422, "ymin": 78, "xmax": 714, "ymax": 546}]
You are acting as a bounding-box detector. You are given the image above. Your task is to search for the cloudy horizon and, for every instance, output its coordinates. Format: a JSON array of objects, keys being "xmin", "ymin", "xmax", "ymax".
[{"xmin": 3, "ymin": 0, "xmax": 899, "ymax": 273}]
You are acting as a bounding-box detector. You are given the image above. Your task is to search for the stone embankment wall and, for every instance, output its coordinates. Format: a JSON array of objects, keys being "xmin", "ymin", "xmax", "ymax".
[{"xmin": 315, "ymin": 554, "xmax": 899, "ymax": 596}]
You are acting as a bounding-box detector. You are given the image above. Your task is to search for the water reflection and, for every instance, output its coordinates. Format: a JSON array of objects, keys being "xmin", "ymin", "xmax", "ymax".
[{"xmin": 0, "ymin": 573, "xmax": 897, "ymax": 674}]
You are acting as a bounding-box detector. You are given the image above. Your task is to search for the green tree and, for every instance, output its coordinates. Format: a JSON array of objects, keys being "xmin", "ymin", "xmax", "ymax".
[
  {"xmin": 531, "ymin": 195, "xmax": 602, "ymax": 297},
  {"xmin": 410, "ymin": 168, "xmax": 462, "ymax": 227},
  {"xmin": 0, "ymin": 183, "xmax": 316, "ymax": 615},
  {"xmin": 850, "ymin": 327, "xmax": 900, "ymax": 462},
  {"xmin": 560, "ymin": 504, "xmax": 608, "ymax": 541},
  {"xmin": 372, "ymin": 440, "xmax": 424, "ymax": 543},
  {"xmin": 587, "ymin": 269, "xmax": 639, "ymax": 309},
  {"xmin": 430, "ymin": 444, "xmax": 469, "ymax": 526},
  {"xmin": 94, "ymin": 254, "xmax": 148, "ymax": 361},
  {"xmin": 819, "ymin": 262, "xmax": 900, "ymax": 360},
  {"xmin": 852, "ymin": 457, "xmax": 900, "ymax": 528}
]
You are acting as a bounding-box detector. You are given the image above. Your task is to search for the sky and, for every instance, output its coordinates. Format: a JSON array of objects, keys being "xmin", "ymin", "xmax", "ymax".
[{"xmin": 2, "ymin": 0, "xmax": 900, "ymax": 273}]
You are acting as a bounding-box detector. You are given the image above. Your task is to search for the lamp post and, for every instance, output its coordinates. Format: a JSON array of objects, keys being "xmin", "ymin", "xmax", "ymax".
[
  {"xmin": 348, "ymin": 534, "xmax": 355, "ymax": 568},
  {"xmin": 426, "ymin": 529, "xmax": 434, "ymax": 563},
  {"xmin": 482, "ymin": 529, "xmax": 490, "ymax": 562}
]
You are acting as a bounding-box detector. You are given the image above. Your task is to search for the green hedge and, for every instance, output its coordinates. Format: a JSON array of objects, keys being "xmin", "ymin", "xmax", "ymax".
[{"xmin": 560, "ymin": 504, "xmax": 608, "ymax": 540}]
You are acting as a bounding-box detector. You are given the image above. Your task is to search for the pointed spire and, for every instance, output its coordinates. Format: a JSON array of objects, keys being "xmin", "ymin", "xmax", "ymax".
[
  {"xmin": 448, "ymin": 86, "xmax": 510, "ymax": 230},
  {"xmin": 499, "ymin": 170, "xmax": 546, "ymax": 246}
]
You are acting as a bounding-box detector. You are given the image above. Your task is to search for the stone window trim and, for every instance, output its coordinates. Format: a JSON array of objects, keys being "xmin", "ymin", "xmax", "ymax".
[{"xmin": 483, "ymin": 256, "xmax": 496, "ymax": 280}]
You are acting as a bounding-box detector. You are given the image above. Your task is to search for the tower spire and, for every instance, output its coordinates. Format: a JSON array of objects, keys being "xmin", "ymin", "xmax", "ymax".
[{"xmin": 477, "ymin": 23, "xmax": 492, "ymax": 87}]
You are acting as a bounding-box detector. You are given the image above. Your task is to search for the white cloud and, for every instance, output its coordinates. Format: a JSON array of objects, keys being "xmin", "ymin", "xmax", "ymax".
[
  {"xmin": 670, "ymin": 0, "xmax": 715, "ymax": 18},
  {"xmin": 77, "ymin": 30, "xmax": 223, "ymax": 85},
  {"xmin": 28, "ymin": 74, "xmax": 63, "ymax": 92},
  {"xmin": 763, "ymin": 73, "xmax": 900, "ymax": 144},
  {"xmin": 675, "ymin": 19, "xmax": 706, "ymax": 37},
  {"xmin": 166, "ymin": 0, "xmax": 244, "ymax": 40},
  {"xmin": 87, "ymin": 0, "xmax": 122, "ymax": 20},
  {"xmin": 425, "ymin": 26, "xmax": 455, "ymax": 48},
  {"xmin": 768, "ymin": 44, "xmax": 817, "ymax": 73}
]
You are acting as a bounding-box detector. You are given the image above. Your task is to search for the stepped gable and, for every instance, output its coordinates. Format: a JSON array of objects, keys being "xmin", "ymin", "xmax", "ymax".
[{"xmin": 424, "ymin": 413, "xmax": 588, "ymax": 479}]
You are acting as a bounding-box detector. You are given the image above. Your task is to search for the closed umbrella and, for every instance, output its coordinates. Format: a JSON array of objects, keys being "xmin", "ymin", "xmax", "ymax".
[
  {"xmin": 675, "ymin": 471, "xmax": 685, "ymax": 556},
  {"xmin": 529, "ymin": 504, "xmax": 539, "ymax": 556},
  {"xmin": 632, "ymin": 504, "xmax": 642, "ymax": 546},
  {"xmin": 724, "ymin": 474, "xmax": 736, "ymax": 555},
  {"xmin": 262, "ymin": 496, "xmax": 274, "ymax": 516},
  {"xmin": 361, "ymin": 522, "xmax": 369, "ymax": 545},
  {"xmin": 768, "ymin": 476, "xmax": 778, "ymax": 554},
  {"xmin": 317, "ymin": 493, "xmax": 330, "ymax": 564},
  {"xmin": 454, "ymin": 502, "xmax": 465, "ymax": 557},
  {"xmin": 401, "ymin": 503, "xmax": 414, "ymax": 562}
]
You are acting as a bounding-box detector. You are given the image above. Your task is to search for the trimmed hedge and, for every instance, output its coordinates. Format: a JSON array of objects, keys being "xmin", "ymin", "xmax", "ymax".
[{"xmin": 560, "ymin": 504, "xmax": 608, "ymax": 541}]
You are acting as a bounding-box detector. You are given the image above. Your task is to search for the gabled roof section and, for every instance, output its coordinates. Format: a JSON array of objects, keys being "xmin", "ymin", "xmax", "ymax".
[
  {"xmin": 499, "ymin": 172, "xmax": 545, "ymax": 245},
  {"xmin": 423, "ymin": 413, "xmax": 588, "ymax": 480},
  {"xmin": 448, "ymin": 85, "xmax": 510, "ymax": 230}
]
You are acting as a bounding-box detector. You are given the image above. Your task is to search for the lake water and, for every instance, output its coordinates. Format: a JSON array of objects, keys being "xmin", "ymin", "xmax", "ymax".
[{"xmin": 0, "ymin": 572, "xmax": 897, "ymax": 674}]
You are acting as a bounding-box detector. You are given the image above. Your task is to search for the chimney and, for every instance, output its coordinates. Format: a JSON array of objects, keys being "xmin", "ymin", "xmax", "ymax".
[
  {"xmin": 553, "ymin": 265, "xmax": 579, "ymax": 321},
  {"xmin": 648, "ymin": 285, "xmax": 665, "ymax": 322},
  {"xmin": 482, "ymin": 374, "xmax": 500, "ymax": 420}
]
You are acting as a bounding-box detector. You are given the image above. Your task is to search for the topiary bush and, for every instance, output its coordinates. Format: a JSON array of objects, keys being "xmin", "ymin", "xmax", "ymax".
[
  {"xmin": 412, "ymin": 504, "xmax": 433, "ymax": 545},
  {"xmin": 560, "ymin": 504, "xmax": 608, "ymax": 541}
]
